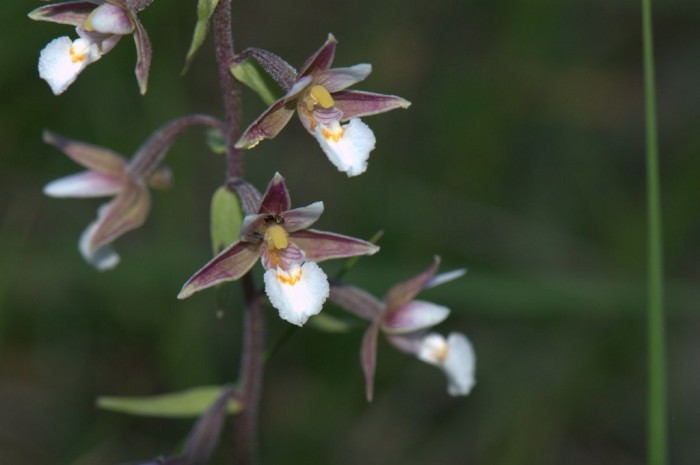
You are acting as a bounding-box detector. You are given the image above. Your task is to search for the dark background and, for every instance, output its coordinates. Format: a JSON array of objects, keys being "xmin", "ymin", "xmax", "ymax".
[{"xmin": 1, "ymin": 0, "xmax": 699, "ymax": 464}]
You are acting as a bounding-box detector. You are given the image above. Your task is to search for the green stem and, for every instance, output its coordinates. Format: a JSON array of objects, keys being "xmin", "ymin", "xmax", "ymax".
[{"xmin": 642, "ymin": 0, "xmax": 667, "ymax": 464}]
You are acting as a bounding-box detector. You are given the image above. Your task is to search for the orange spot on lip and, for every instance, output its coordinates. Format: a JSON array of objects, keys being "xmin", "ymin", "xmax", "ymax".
[
  {"xmin": 69, "ymin": 45, "xmax": 87, "ymax": 63},
  {"xmin": 435, "ymin": 345, "xmax": 448, "ymax": 362},
  {"xmin": 277, "ymin": 268, "xmax": 302, "ymax": 285},
  {"xmin": 321, "ymin": 126, "xmax": 344, "ymax": 143}
]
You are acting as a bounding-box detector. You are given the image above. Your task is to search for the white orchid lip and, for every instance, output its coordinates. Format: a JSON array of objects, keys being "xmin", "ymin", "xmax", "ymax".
[
  {"xmin": 419, "ymin": 333, "xmax": 476, "ymax": 396},
  {"xmin": 314, "ymin": 118, "xmax": 376, "ymax": 177},
  {"xmin": 39, "ymin": 36, "xmax": 101, "ymax": 95},
  {"xmin": 264, "ymin": 262, "xmax": 330, "ymax": 326},
  {"xmin": 79, "ymin": 220, "xmax": 120, "ymax": 271},
  {"xmin": 419, "ymin": 333, "xmax": 449, "ymax": 364}
]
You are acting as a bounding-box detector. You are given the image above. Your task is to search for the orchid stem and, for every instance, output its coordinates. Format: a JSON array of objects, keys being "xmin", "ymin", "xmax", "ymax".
[
  {"xmin": 213, "ymin": 0, "xmax": 244, "ymax": 181},
  {"xmin": 642, "ymin": 0, "xmax": 667, "ymax": 463},
  {"xmin": 212, "ymin": 1, "xmax": 265, "ymax": 464},
  {"xmin": 233, "ymin": 274, "xmax": 266, "ymax": 465}
]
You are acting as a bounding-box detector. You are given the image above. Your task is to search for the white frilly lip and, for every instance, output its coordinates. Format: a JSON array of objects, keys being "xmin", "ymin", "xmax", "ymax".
[
  {"xmin": 39, "ymin": 36, "xmax": 101, "ymax": 95},
  {"xmin": 263, "ymin": 262, "xmax": 330, "ymax": 326},
  {"xmin": 314, "ymin": 118, "xmax": 376, "ymax": 177},
  {"xmin": 418, "ymin": 332, "xmax": 476, "ymax": 396}
]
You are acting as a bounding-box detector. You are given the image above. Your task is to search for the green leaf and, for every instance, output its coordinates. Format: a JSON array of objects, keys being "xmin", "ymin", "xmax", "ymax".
[
  {"xmin": 96, "ymin": 385, "xmax": 242, "ymax": 418},
  {"xmin": 211, "ymin": 186, "xmax": 243, "ymax": 254},
  {"xmin": 205, "ymin": 127, "xmax": 227, "ymax": 155},
  {"xmin": 308, "ymin": 313, "xmax": 357, "ymax": 333},
  {"xmin": 230, "ymin": 59, "xmax": 280, "ymax": 105},
  {"xmin": 182, "ymin": 0, "xmax": 220, "ymax": 74}
]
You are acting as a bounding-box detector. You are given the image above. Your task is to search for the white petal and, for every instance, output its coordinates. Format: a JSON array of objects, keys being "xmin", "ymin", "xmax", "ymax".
[
  {"xmin": 285, "ymin": 75, "xmax": 313, "ymax": 99},
  {"xmin": 382, "ymin": 300, "xmax": 450, "ymax": 334},
  {"xmin": 426, "ymin": 268, "xmax": 467, "ymax": 289},
  {"xmin": 86, "ymin": 4, "xmax": 133, "ymax": 35},
  {"xmin": 98, "ymin": 34, "xmax": 122, "ymax": 55},
  {"xmin": 418, "ymin": 332, "xmax": 476, "ymax": 396},
  {"xmin": 39, "ymin": 37, "xmax": 101, "ymax": 95},
  {"xmin": 264, "ymin": 262, "xmax": 329, "ymax": 326},
  {"xmin": 43, "ymin": 171, "xmax": 122, "ymax": 198},
  {"xmin": 79, "ymin": 220, "xmax": 120, "ymax": 271},
  {"xmin": 314, "ymin": 118, "xmax": 376, "ymax": 177}
]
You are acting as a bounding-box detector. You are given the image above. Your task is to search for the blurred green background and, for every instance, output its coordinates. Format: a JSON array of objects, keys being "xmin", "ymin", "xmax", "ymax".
[{"xmin": 1, "ymin": 0, "xmax": 699, "ymax": 464}]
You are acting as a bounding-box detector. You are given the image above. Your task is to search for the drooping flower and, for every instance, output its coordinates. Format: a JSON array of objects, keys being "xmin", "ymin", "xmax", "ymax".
[
  {"xmin": 43, "ymin": 130, "xmax": 171, "ymax": 270},
  {"xmin": 178, "ymin": 173, "xmax": 379, "ymax": 326},
  {"xmin": 42, "ymin": 115, "xmax": 221, "ymax": 269},
  {"xmin": 235, "ymin": 34, "xmax": 411, "ymax": 177},
  {"xmin": 329, "ymin": 257, "xmax": 475, "ymax": 399},
  {"xmin": 29, "ymin": 0, "xmax": 152, "ymax": 94}
]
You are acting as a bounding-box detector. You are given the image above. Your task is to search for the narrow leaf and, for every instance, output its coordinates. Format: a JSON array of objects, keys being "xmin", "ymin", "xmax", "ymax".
[
  {"xmin": 210, "ymin": 186, "xmax": 243, "ymax": 254},
  {"xmin": 230, "ymin": 59, "xmax": 280, "ymax": 105},
  {"xmin": 97, "ymin": 386, "xmax": 242, "ymax": 418},
  {"xmin": 182, "ymin": 0, "xmax": 220, "ymax": 74}
]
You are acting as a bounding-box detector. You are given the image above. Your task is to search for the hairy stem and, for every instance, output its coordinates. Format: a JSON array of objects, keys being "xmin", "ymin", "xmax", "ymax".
[
  {"xmin": 212, "ymin": 2, "xmax": 265, "ymax": 464},
  {"xmin": 233, "ymin": 274, "xmax": 266, "ymax": 465},
  {"xmin": 213, "ymin": 0, "xmax": 244, "ymax": 180},
  {"xmin": 642, "ymin": 0, "xmax": 667, "ymax": 464}
]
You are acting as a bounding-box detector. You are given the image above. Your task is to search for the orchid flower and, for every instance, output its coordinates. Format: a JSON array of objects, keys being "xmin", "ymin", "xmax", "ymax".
[
  {"xmin": 329, "ymin": 257, "xmax": 475, "ymax": 399},
  {"xmin": 178, "ymin": 173, "xmax": 379, "ymax": 326},
  {"xmin": 43, "ymin": 115, "xmax": 220, "ymax": 270},
  {"xmin": 235, "ymin": 34, "xmax": 411, "ymax": 177},
  {"xmin": 29, "ymin": 0, "xmax": 152, "ymax": 94},
  {"xmin": 43, "ymin": 130, "xmax": 170, "ymax": 270}
]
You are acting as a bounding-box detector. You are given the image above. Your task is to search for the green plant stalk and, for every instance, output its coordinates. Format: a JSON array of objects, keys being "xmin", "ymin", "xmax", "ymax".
[{"xmin": 642, "ymin": 0, "xmax": 667, "ymax": 464}]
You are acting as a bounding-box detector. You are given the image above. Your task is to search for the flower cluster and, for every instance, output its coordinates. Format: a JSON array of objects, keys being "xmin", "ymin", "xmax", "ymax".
[{"xmin": 31, "ymin": 7, "xmax": 475, "ymax": 462}]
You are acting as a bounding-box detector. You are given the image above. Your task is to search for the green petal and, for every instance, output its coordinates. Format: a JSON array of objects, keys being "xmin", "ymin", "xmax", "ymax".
[
  {"xmin": 182, "ymin": 0, "xmax": 220, "ymax": 74},
  {"xmin": 210, "ymin": 186, "xmax": 243, "ymax": 254},
  {"xmin": 96, "ymin": 385, "xmax": 242, "ymax": 418}
]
